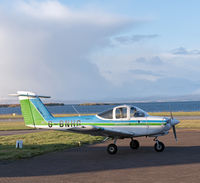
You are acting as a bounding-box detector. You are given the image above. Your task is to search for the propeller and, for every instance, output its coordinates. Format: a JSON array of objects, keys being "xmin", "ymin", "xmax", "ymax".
[
  {"xmin": 172, "ymin": 125, "xmax": 177, "ymax": 142},
  {"xmin": 169, "ymin": 111, "xmax": 178, "ymax": 142},
  {"xmin": 170, "ymin": 111, "xmax": 173, "ymax": 120}
]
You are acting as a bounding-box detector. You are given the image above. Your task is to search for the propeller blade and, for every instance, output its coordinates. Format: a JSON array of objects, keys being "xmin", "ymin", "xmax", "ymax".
[
  {"xmin": 170, "ymin": 111, "xmax": 174, "ymax": 119},
  {"xmin": 172, "ymin": 125, "xmax": 177, "ymax": 142}
]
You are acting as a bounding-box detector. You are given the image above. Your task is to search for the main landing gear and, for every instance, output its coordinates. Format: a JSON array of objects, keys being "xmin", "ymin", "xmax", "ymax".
[
  {"xmin": 107, "ymin": 138, "xmax": 118, "ymax": 155},
  {"xmin": 106, "ymin": 137, "xmax": 165, "ymax": 154},
  {"xmin": 154, "ymin": 137, "xmax": 165, "ymax": 152},
  {"xmin": 107, "ymin": 138, "xmax": 140, "ymax": 154}
]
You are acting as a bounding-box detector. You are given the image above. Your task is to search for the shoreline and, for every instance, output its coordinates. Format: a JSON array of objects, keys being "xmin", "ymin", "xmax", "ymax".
[
  {"xmin": 0, "ymin": 103, "xmax": 64, "ymax": 108},
  {"xmin": 1, "ymin": 111, "xmax": 200, "ymax": 118}
]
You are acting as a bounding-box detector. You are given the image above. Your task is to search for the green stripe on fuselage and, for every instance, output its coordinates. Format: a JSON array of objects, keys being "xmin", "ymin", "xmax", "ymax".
[{"xmin": 51, "ymin": 121, "xmax": 166, "ymax": 126}]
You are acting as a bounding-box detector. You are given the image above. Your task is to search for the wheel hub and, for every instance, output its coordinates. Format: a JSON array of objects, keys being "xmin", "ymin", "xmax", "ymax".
[{"xmin": 109, "ymin": 147, "xmax": 115, "ymax": 152}]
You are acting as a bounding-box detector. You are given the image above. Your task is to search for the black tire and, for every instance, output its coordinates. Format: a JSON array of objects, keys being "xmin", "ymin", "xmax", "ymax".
[
  {"xmin": 130, "ymin": 140, "xmax": 140, "ymax": 149},
  {"xmin": 154, "ymin": 141, "xmax": 165, "ymax": 152},
  {"xmin": 107, "ymin": 144, "xmax": 118, "ymax": 155}
]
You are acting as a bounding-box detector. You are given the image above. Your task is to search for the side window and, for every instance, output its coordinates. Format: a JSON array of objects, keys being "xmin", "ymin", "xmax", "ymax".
[
  {"xmin": 116, "ymin": 107, "xmax": 127, "ymax": 119},
  {"xmin": 130, "ymin": 107, "xmax": 137, "ymax": 117},
  {"xmin": 134, "ymin": 111, "xmax": 145, "ymax": 117}
]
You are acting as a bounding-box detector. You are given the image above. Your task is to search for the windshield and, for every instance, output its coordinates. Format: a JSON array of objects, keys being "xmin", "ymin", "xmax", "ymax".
[
  {"xmin": 97, "ymin": 109, "xmax": 113, "ymax": 119},
  {"xmin": 130, "ymin": 107, "xmax": 148, "ymax": 117},
  {"xmin": 97, "ymin": 106, "xmax": 148, "ymax": 119}
]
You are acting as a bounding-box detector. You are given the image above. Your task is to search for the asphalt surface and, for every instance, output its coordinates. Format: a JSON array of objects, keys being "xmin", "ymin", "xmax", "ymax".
[{"xmin": 0, "ymin": 129, "xmax": 199, "ymax": 183}]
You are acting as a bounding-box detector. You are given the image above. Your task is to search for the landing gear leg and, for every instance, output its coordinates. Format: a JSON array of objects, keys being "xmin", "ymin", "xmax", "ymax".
[
  {"xmin": 107, "ymin": 138, "xmax": 118, "ymax": 155},
  {"xmin": 130, "ymin": 138, "xmax": 140, "ymax": 149},
  {"xmin": 153, "ymin": 137, "xmax": 165, "ymax": 152}
]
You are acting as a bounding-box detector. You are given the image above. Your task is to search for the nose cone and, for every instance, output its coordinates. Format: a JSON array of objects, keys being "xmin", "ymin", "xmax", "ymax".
[{"xmin": 171, "ymin": 119, "xmax": 180, "ymax": 126}]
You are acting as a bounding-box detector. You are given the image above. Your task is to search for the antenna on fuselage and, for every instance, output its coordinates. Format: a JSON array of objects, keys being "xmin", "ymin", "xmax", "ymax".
[{"xmin": 72, "ymin": 105, "xmax": 81, "ymax": 117}]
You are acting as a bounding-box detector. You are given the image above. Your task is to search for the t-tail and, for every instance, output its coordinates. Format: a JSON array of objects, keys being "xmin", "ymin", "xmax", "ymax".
[{"xmin": 9, "ymin": 91, "xmax": 54, "ymax": 128}]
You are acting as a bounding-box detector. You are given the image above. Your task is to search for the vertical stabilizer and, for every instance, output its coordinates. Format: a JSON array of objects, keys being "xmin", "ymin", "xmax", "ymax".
[{"xmin": 15, "ymin": 91, "xmax": 54, "ymax": 127}]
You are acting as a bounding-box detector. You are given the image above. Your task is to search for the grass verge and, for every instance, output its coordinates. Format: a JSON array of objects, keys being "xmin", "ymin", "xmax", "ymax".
[
  {"xmin": 0, "ymin": 113, "xmax": 96, "ymax": 119},
  {"xmin": 0, "ymin": 131, "xmax": 103, "ymax": 161},
  {"xmin": 1, "ymin": 115, "xmax": 200, "ymax": 131},
  {"xmin": 0, "ymin": 121, "xmax": 32, "ymax": 131},
  {"xmin": 177, "ymin": 120, "xmax": 200, "ymax": 129},
  {"xmin": 0, "ymin": 118, "xmax": 199, "ymax": 161},
  {"xmin": 149, "ymin": 111, "xmax": 200, "ymax": 116},
  {"xmin": 1, "ymin": 111, "xmax": 200, "ymax": 120},
  {"xmin": 0, "ymin": 114, "xmax": 22, "ymax": 119}
]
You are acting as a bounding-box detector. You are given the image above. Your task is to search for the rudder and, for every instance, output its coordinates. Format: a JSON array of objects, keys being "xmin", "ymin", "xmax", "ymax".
[{"xmin": 14, "ymin": 91, "xmax": 54, "ymax": 127}]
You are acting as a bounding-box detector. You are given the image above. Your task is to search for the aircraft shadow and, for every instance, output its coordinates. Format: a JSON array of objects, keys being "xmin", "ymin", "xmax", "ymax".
[{"xmin": 0, "ymin": 144, "xmax": 199, "ymax": 177}]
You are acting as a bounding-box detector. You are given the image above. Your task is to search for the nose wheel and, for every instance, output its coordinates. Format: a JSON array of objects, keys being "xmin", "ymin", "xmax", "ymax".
[
  {"xmin": 130, "ymin": 139, "xmax": 140, "ymax": 149},
  {"xmin": 154, "ymin": 140, "xmax": 165, "ymax": 152}
]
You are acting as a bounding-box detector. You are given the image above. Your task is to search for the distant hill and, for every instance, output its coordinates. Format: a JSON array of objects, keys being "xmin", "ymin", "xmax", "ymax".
[
  {"xmin": 2, "ymin": 93, "xmax": 200, "ymax": 105},
  {"xmin": 0, "ymin": 103, "xmax": 64, "ymax": 108},
  {"xmin": 79, "ymin": 103, "xmax": 119, "ymax": 106}
]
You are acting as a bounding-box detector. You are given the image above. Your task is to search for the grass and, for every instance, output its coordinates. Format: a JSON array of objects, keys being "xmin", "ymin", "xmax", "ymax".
[
  {"xmin": 0, "ymin": 114, "xmax": 96, "ymax": 131},
  {"xmin": 0, "ymin": 113, "xmax": 95, "ymax": 119},
  {"xmin": 1, "ymin": 119, "xmax": 200, "ymax": 131},
  {"xmin": 176, "ymin": 120, "xmax": 200, "ymax": 129},
  {"xmin": 1, "ymin": 111, "xmax": 200, "ymax": 131},
  {"xmin": 0, "ymin": 114, "xmax": 22, "ymax": 119},
  {"xmin": 0, "ymin": 114, "xmax": 199, "ymax": 161},
  {"xmin": 1, "ymin": 111, "xmax": 200, "ymax": 119},
  {"xmin": 0, "ymin": 119, "xmax": 199, "ymax": 161},
  {"xmin": 149, "ymin": 111, "xmax": 200, "ymax": 116},
  {"xmin": 0, "ymin": 131, "xmax": 103, "ymax": 161},
  {"xmin": 0, "ymin": 121, "xmax": 32, "ymax": 131}
]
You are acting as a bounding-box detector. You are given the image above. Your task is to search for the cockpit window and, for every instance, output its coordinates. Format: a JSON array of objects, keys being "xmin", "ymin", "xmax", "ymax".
[
  {"xmin": 98, "ymin": 109, "xmax": 113, "ymax": 119},
  {"xmin": 115, "ymin": 107, "xmax": 127, "ymax": 119},
  {"xmin": 130, "ymin": 107, "xmax": 137, "ymax": 117},
  {"xmin": 131, "ymin": 107, "xmax": 145, "ymax": 117},
  {"xmin": 134, "ymin": 111, "xmax": 145, "ymax": 117}
]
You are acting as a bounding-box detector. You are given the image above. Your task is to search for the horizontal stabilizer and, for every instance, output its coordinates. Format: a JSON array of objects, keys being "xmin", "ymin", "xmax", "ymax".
[
  {"xmin": 9, "ymin": 91, "xmax": 50, "ymax": 98},
  {"xmin": 9, "ymin": 91, "xmax": 53, "ymax": 127}
]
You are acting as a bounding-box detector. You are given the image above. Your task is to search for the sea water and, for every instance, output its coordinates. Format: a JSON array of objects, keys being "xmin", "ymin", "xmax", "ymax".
[{"xmin": 1, "ymin": 101, "xmax": 200, "ymax": 114}]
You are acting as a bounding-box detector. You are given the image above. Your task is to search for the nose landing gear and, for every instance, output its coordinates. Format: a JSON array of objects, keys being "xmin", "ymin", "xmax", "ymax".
[{"xmin": 130, "ymin": 139, "xmax": 140, "ymax": 149}]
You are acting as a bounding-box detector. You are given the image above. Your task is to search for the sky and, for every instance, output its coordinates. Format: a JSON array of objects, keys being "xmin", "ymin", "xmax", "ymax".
[{"xmin": 0, "ymin": 0, "xmax": 200, "ymax": 102}]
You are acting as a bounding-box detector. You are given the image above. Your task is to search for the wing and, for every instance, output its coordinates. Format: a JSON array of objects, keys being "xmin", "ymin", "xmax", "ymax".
[{"xmin": 67, "ymin": 125, "xmax": 135, "ymax": 138}]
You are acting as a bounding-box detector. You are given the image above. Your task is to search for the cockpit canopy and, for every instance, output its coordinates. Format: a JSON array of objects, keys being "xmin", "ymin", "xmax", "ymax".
[{"xmin": 97, "ymin": 105, "xmax": 148, "ymax": 120}]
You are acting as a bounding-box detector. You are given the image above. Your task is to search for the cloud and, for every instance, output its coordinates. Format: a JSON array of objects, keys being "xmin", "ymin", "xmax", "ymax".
[
  {"xmin": 128, "ymin": 69, "xmax": 163, "ymax": 82},
  {"xmin": 90, "ymin": 54, "xmax": 164, "ymax": 86},
  {"xmin": 90, "ymin": 41, "xmax": 200, "ymax": 99},
  {"xmin": 130, "ymin": 69, "xmax": 162, "ymax": 77},
  {"xmin": 1, "ymin": 1, "xmax": 200, "ymax": 102},
  {"xmin": 0, "ymin": 0, "xmax": 136, "ymax": 101},
  {"xmin": 17, "ymin": 0, "xmax": 131, "ymax": 26},
  {"xmin": 135, "ymin": 56, "xmax": 163, "ymax": 65},
  {"xmin": 114, "ymin": 34, "xmax": 158, "ymax": 44},
  {"xmin": 171, "ymin": 47, "xmax": 200, "ymax": 55},
  {"xmin": 132, "ymin": 77, "xmax": 200, "ymax": 97}
]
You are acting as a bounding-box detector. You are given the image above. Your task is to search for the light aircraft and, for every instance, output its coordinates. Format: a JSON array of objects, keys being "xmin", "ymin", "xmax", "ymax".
[{"xmin": 10, "ymin": 91, "xmax": 180, "ymax": 154}]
